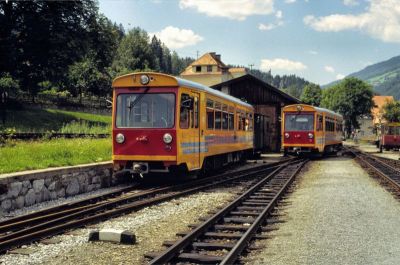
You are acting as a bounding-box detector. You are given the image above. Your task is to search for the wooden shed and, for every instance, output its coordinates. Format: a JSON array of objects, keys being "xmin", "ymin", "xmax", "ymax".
[{"xmin": 211, "ymin": 74, "xmax": 300, "ymax": 152}]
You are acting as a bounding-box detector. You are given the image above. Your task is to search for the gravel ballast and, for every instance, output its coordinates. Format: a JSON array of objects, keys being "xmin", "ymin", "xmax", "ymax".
[
  {"xmin": 0, "ymin": 186, "xmax": 242, "ymax": 265},
  {"xmin": 243, "ymin": 156, "xmax": 400, "ymax": 265}
]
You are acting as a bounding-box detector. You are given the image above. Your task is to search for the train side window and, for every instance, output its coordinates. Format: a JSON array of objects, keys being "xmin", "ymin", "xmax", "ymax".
[
  {"xmin": 206, "ymin": 99, "xmax": 214, "ymax": 130},
  {"xmin": 248, "ymin": 113, "xmax": 253, "ymax": 131},
  {"xmin": 193, "ymin": 96, "xmax": 199, "ymax": 128},
  {"xmin": 222, "ymin": 104, "xmax": 228, "ymax": 130},
  {"xmin": 180, "ymin": 93, "xmax": 190, "ymax": 129},
  {"xmin": 241, "ymin": 112, "xmax": 246, "ymax": 131},
  {"xmin": 215, "ymin": 102, "xmax": 222, "ymax": 129},
  {"xmin": 237, "ymin": 111, "xmax": 242, "ymax": 130},
  {"xmin": 228, "ymin": 106, "xmax": 235, "ymax": 131},
  {"xmin": 317, "ymin": 115, "xmax": 323, "ymax": 131}
]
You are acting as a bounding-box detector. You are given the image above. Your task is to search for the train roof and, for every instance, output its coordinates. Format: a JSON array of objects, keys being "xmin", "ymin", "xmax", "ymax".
[
  {"xmin": 112, "ymin": 72, "xmax": 253, "ymax": 109},
  {"xmin": 283, "ymin": 104, "xmax": 343, "ymax": 119}
]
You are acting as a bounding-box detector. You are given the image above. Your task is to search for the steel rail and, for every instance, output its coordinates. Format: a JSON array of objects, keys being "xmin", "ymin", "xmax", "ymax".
[
  {"xmin": 0, "ymin": 184, "xmax": 141, "ymax": 229},
  {"xmin": 356, "ymin": 153, "xmax": 400, "ymax": 191},
  {"xmin": 348, "ymin": 147, "xmax": 400, "ymax": 191},
  {"xmin": 0, "ymin": 158, "xmax": 297, "ymax": 253},
  {"xmin": 149, "ymin": 159, "xmax": 307, "ymax": 265},
  {"xmin": 0, "ymin": 157, "xmax": 295, "ymax": 234}
]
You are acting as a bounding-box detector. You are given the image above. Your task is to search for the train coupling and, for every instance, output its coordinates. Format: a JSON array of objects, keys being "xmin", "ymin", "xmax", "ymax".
[{"xmin": 133, "ymin": 163, "xmax": 148, "ymax": 178}]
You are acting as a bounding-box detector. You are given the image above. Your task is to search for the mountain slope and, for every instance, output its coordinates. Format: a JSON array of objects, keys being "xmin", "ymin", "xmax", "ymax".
[{"xmin": 324, "ymin": 55, "xmax": 400, "ymax": 99}]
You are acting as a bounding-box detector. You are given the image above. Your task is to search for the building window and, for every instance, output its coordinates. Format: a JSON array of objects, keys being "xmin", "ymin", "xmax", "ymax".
[
  {"xmin": 207, "ymin": 65, "xmax": 212, "ymax": 72},
  {"xmin": 195, "ymin": 66, "xmax": 201, "ymax": 72}
]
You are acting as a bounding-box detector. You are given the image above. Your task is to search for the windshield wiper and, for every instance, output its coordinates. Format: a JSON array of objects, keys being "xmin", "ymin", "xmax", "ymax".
[{"xmin": 128, "ymin": 87, "xmax": 150, "ymax": 110}]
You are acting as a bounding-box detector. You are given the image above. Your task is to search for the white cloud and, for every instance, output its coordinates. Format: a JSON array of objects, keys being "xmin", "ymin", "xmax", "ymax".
[
  {"xmin": 275, "ymin": 10, "xmax": 283, "ymax": 19},
  {"xmin": 307, "ymin": 50, "xmax": 318, "ymax": 55},
  {"xmin": 260, "ymin": 58, "xmax": 307, "ymax": 71},
  {"xmin": 304, "ymin": 0, "xmax": 400, "ymax": 43},
  {"xmin": 285, "ymin": 0, "xmax": 296, "ymax": 3},
  {"xmin": 179, "ymin": 0, "xmax": 274, "ymax": 21},
  {"xmin": 152, "ymin": 26, "xmax": 203, "ymax": 49},
  {"xmin": 258, "ymin": 20, "xmax": 283, "ymax": 31},
  {"xmin": 336, "ymin": 74, "xmax": 346, "ymax": 80},
  {"xmin": 343, "ymin": 0, "xmax": 359, "ymax": 6},
  {"xmin": 324, "ymin": 65, "xmax": 335, "ymax": 73},
  {"xmin": 258, "ymin": 23, "xmax": 276, "ymax": 31}
]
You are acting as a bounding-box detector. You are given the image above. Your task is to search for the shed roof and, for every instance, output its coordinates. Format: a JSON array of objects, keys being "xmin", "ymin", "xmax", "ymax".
[{"xmin": 211, "ymin": 74, "xmax": 301, "ymax": 104}]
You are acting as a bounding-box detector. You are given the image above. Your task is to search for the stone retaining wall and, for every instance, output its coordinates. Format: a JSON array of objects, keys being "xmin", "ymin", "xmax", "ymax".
[{"xmin": 0, "ymin": 162, "xmax": 113, "ymax": 213}]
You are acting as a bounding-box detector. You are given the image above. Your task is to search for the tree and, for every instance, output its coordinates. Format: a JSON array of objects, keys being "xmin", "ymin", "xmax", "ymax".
[
  {"xmin": 300, "ymin": 83, "xmax": 322, "ymax": 106},
  {"xmin": 321, "ymin": 77, "xmax": 374, "ymax": 136},
  {"xmin": 0, "ymin": 73, "xmax": 19, "ymax": 95},
  {"xmin": 68, "ymin": 57, "xmax": 104, "ymax": 102},
  {"xmin": 112, "ymin": 27, "xmax": 154, "ymax": 75},
  {"xmin": 0, "ymin": 1, "xmax": 98, "ymax": 100},
  {"xmin": 283, "ymin": 84, "xmax": 302, "ymax": 99},
  {"xmin": 382, "ymin": 100, "xmax": 400, "ymax": 122}
]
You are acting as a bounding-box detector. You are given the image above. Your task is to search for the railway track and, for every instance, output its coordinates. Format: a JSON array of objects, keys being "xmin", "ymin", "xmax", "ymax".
[
  {"xmin": 350, "ymin": 148, "xmax": 400, "ymax": 194},
  {"xmin": 372, "ymin": 155, "xmax": 400, "ymax": 170},
  {"xmin": 0, "ymin": 158, "xmax": 296, "ymax": 254},
  {"xmin": 146, "ymin": 159, "xmax": 307, "ymax": 264}
]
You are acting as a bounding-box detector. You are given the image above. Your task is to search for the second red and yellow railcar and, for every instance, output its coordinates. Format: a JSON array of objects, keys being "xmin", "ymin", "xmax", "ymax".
[
  {"xmin": 282, "ymin": 104, "xmax": 343, "ymax": 155},
  {"xmin": 112, "ymin": 72, "xmax": 254, "ymax": 178},
  {"xmin": 378, "ymin": 122, "xmax": 400, "ymax": 152}
]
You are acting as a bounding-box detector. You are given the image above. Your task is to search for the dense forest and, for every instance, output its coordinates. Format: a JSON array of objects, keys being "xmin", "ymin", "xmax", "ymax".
[
  {"xmin": 0, "ymin": 0, "xmax": 193, "ymax": 101},
  {"xmin": 248, "ymin": 69, "xmax": 310, "ymax": 99},
  {"xmin": 0, "ymin": 0, "xmax": 311, "ymax": 103}
]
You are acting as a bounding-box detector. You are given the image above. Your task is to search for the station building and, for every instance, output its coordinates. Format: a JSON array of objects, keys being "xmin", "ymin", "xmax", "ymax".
[{"xmin": 180, "ymin": 52, "xmax": 300, "ymax": 152}]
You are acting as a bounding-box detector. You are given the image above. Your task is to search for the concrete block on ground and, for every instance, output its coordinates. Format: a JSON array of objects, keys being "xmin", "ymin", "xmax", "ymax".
[{"xmin": 88, "ymin": 229, "xmax": 136, "ymax": 245}]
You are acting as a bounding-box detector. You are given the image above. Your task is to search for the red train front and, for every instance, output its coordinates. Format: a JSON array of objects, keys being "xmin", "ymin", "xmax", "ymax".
[{"xmin": 112, "ymin": 73, "xmax": 178, "ymax": 177}]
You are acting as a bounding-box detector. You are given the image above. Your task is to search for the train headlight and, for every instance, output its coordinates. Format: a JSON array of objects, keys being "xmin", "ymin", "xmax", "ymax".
[
  {"xmin": 163, "ymin": 133, "xmax": 173, "ymax": 144},
  {"xmin": 308, "ymin": 133, "xmax": 314, "ymax": 139},
  {"xmin": 284, "ymin": 133, "xmax": 290, "ymax": 139},
  {"xmin": 140, "ymin": 74, "xmax": 150, "ymax": 85},
  {"xmin": 116, "ymin": 133, "xmax": 125, "ymax": 144}
]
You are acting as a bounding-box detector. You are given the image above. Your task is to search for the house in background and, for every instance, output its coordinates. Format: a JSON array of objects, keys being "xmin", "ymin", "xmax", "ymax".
[
  {"xmin": 358, "ymin": 95, "xmax": 394, "ymax": 141},
  {"xmin": 180, "ymin": 52, "xmax": 247, "ymax": 87}
]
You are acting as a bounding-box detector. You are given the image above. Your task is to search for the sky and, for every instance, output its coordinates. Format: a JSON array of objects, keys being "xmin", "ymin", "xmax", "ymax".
[{"xmin": 99, "ymin": 0, "xmax": 400, "ymax": 85}]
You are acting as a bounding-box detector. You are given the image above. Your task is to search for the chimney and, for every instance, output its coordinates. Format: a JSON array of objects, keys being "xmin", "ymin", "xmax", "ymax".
[{"xmin": 215, "ymin": 54, "xmax": 221, "ymax": 61}]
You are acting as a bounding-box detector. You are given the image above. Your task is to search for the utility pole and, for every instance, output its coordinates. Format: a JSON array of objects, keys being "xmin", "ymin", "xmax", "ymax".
[
  {"xmin": 248, "ymin": 64, "xmax": 254, "ymax": 71},
  {"xmin": 196, "ymin": 50, "xmax": 199, "ymax": 59}
]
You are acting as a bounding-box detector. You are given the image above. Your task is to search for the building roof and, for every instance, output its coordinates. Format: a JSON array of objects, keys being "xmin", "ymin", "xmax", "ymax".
[
  {"xmin": 211, "ymin": 74, "xmax": 301, "ymax": 104},
  {"xmin": 372, "ymin": 95, "xmax": 394, "ymax": 124},
  {"xmin": 228, "ymin": 67, "xmax": 246, "ymax": 73},
  {"xmin": 181, "ymin": 52, "xmax": 227, "ymax": 76}
]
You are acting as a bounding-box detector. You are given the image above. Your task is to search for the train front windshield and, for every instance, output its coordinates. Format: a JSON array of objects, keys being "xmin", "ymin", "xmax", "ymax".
[
  {"xmin": 285, "ymin": 113, "xmax": 314, "ymax": 131},
  {"xmin": 116, "ymin": 93, "xmax": 175, "ymax": 128},
  {"xmin": 386, "ymin": 126, "xmax": 400, "ymax": 135}
]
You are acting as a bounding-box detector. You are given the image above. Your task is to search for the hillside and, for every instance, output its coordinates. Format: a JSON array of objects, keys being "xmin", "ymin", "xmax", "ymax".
[{"xmin": 325, "ymin": 55, "xmax": 400, "ymax": 99}]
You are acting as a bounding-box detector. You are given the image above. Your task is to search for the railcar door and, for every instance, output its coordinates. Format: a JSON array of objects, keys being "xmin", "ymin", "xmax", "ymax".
[{"xmin": 179, "ymin": 91, "xmax": 200, "ymax": 170}]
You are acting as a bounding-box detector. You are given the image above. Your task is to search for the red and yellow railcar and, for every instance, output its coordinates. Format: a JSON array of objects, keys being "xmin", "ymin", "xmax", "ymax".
[
  {"xmin": 378, "ymin": 122, "xmax": 400, "ymax": 152},
  {"xmin": 112, "ymin": 72, "xmax": 254, "ymax": 178},
  {"xmin": 282, "ymin": 104, "xmax": 343, "ymax": 155}
]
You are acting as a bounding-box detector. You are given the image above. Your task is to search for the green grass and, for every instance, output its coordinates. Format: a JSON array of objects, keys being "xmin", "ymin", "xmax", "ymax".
[
  {"xmin": 367, "ymin": 69, "xmax": 400, "ymax": 85},
  {"xmin": 0, "ymin": 138, "xmax": 112, "ymax": 174},
  {"xmin": 1, "ymin": 108, "xmax": 111, "ymax": 133}
]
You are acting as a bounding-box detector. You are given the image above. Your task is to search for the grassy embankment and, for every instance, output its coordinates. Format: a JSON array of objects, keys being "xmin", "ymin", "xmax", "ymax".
[
  {"xmin": 0, "ymin": 108, "xmax": 112, "ymax": 174},
  {"xmin": 1, "ymin": 108, "xmax": 111, "ymax": 133}
]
